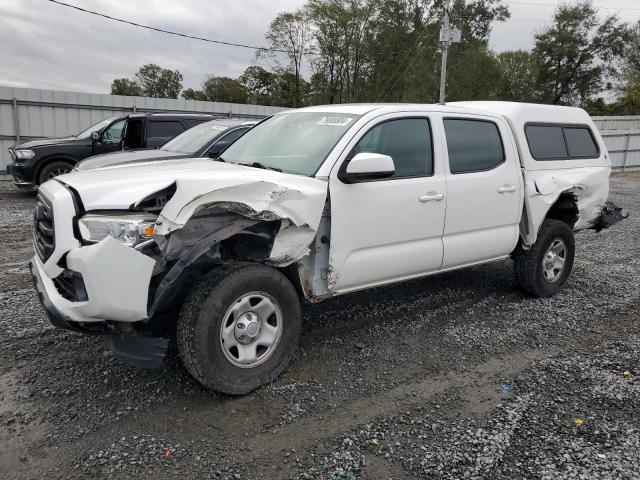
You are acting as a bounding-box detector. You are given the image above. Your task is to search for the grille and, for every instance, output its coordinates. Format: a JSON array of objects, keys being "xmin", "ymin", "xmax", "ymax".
[{"xmin": 34, "ymin": 193, "xmax": 55, "ymax": 262}]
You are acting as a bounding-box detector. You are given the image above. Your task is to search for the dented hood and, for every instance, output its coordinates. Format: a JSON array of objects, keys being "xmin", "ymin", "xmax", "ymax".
[{"xmin": 56, "ymin": 157, "xmax": 327, "ymax": 214}]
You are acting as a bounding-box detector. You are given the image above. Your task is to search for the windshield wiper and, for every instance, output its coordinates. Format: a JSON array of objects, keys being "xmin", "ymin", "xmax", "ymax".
[{"xmin": 248, "ymin": 161, "xmax": 282, "ymax": 172}]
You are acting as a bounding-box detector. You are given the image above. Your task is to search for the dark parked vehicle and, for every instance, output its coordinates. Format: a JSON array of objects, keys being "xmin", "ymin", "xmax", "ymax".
[
  {"xmin": 75, "ymin": 118, "xmax": 258, "ymax": 172},
  {"xmin": 7, "ymin": 113, "xmax": 215, "ymax": 189}
]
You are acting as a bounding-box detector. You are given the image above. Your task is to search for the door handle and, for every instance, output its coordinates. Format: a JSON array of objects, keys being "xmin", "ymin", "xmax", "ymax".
[
  {"xmin": 497, "ymin": 184, "xmax": 517, "ymax": 193},
  {"xmin": 418, "ymin": 192, "xmax": 445, "ymax": 203}
]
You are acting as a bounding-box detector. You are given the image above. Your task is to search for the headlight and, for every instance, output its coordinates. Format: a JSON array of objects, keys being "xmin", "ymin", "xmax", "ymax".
[
  {"xmin": 15, "ymin": 149, "xmax": 36, "ymax": 160},
  {"xmin": 78, "ymin": 213, "xmax": 157, "ymax": 247}
]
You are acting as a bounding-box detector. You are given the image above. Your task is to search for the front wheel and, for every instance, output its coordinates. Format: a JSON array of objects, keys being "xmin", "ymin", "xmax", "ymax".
[
  {"xmin": 514, "ymin": 219, "xmax": 575, "ymax": 297},
  {"xmin": 177, "ymin": 264, "xmax": 302, "ymax": 395},
  {"xmin": 38, "ymin": 160, "xmax": 73, "ymax": 184}
]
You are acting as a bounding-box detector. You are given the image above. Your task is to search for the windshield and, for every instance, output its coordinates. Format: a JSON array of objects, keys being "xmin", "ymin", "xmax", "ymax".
[
  {"xmin": 221, "ymin": 112, "xmax": 361, "ymax": 175},
  {"xmin": 162, "ymin": 122, "xmax": 228, "ymax": 154},
  {"xmin": 76, "ymin": 117, "xmax": 120, "ymax": 139}
]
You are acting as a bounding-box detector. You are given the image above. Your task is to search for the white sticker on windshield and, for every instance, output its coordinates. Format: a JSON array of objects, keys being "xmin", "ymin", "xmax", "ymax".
[
  {"xmin": 210, "ymin": 125, "xmax": 228, "ymax": 131},
  {"xmin": 316, "ymin": 116, "xmax": 354, "ymax": 127}
]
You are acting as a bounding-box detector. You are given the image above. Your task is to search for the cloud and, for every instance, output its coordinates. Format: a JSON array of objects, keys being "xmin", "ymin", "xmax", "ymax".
[
  {"xmin": 0, "ymin": 0, "xmax": 638, "ymax": 94},
  {"xmin": 0, "ymin": 0, "xmax": 304, "ymax": 93}
]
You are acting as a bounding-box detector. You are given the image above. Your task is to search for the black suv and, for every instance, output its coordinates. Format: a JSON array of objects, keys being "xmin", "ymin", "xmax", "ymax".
[
  {"xmin": 75, "ymin": 118, "xmax": 258, "ymax": 171},
  {"xmin": 7, "ymin": 113, "xmax": 215, "ymax": 189}
]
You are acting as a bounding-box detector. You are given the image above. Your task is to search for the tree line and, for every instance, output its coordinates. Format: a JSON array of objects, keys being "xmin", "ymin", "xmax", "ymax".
[{"xmin": 110, "ymin": 0, "xmax": 640, "ymax": 115}]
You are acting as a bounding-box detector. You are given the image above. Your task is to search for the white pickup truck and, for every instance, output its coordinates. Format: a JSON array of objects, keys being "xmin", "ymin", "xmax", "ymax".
[{"xmin": 30, "ymin": 102, "xmax": 626, "ymax": 394}]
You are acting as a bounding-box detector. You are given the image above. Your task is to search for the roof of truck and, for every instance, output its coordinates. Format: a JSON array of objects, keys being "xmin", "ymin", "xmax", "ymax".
[{"xmin": 292, "ymin": 101, "xmax": 592, "ymax": 125}]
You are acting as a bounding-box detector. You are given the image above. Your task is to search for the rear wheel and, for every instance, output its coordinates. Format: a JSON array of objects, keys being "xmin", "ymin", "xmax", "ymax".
[
  {"xmin": 514, "ymin": 219, "xmax": 575, "ymax": 297},
  {"xmin": 38, "ymin": 160, "xmax": 73, "ymax": 184},
  {"xmin": 177, "ymin": 264, "xmax": 302, "ymax": 395}
]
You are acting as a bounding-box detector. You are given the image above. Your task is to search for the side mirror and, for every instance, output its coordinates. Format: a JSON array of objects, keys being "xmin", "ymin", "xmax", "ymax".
[
  {"xmin": 339, "ymin": 152, "xmax": 395, "ymax": 183},
  {"xmin": 91, "ymin": 131, "xmax": 100, "ymax": 142},
  {"xmin": 207, "ymin": 140, "xmax": 230, "ymax": 158}
]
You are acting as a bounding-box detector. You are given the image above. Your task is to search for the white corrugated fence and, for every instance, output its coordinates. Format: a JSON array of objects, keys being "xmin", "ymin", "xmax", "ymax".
[{"xmin": 592, "ymin": 116, "xmax": 640, "ymax": 170}]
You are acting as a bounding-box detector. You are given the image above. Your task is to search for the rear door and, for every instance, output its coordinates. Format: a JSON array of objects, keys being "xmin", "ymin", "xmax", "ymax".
[
  {"xmin": 328, "ymin": 113, "xmax": 446, "ymax": 292},
  {"xmin": 441, "ymin": 115, "xmax": 523, "ymax": 268}
]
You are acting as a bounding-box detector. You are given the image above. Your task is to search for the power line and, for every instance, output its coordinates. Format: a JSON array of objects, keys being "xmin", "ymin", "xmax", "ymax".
[{"xmin": 46, "ymin": 0, "xmax": 291, "ymax": 54}]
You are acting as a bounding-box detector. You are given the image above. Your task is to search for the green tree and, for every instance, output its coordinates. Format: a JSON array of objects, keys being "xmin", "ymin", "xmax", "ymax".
[
  {"xmin": 201, "ymin": 76, "xmax": 248, "ymax": 103},
  {"xmin": 110, "ymin": 78, "xmax": 141, "ymax": 96},
  {"xmin": 617, "ymin": 21, "xmax": 640, "ymax": 114},
  {"xmin": 532, "ymin": 1, "xmax": 630, "ymax": 106},
  {"xmin": 447, "ymin": 45, "xmax": 502, "ymax": 101},
  {"xmin": 496, "ymin": 50, "xmax": 539, "ymax": 102},
  {"xmin": 239, "ymin": 66, "xmax": 277, "ymax": 105},
  {"xmin": 181, "ymin": 88, "xmax": 208, "ymax": 101},
  {"xmin": 134, "ymin": 64, "xmax": 183, "ymax": 99},
  {"xmin": 261, "ymin": 10, "xmax": 312, "ymax": 107}
]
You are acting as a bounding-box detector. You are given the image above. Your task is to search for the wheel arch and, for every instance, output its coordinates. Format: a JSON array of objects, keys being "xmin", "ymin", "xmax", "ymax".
[{"xmin": 34, "ymin": 155, "xmax": 76, "ymax": 185}]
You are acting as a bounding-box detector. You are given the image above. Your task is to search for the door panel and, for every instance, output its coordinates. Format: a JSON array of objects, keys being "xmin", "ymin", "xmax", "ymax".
[
  {"xmin": 328, "ymin": 114, "xmax": 446, "ymax": 293},
  {"xmin": 93, "ymin": 120, "xmax": 124, "ymax": 155},
  {"xmin": 441, "ymin": 116, "xmax": 523, "ymax": 268}
]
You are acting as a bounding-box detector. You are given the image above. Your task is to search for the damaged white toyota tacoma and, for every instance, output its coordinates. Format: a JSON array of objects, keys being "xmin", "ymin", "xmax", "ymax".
[{"xmin": 30, "ymin": 102, "xmax": 626, "ymax": 394}]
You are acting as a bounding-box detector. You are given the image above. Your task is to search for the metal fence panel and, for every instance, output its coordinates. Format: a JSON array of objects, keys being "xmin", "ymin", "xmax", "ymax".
[
  {"xmin": 0, "ymin": 86, "xmax": 288, "ymax": 172},
  {"xmin": 599, "ymin": 129, "xmax": 640, "ymax": 170},
  {"xmin": 592, "ymin": 116, "xmax": 640, "ymax": 131}
]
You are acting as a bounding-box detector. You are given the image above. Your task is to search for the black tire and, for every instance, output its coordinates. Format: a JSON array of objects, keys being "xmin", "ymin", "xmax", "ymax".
[
  {"xmin": 38, "ymin": 160, "xmax": 73, "ymax": 184},
  {"xmin": 177, "ymin": 263, "xmax": 302, "ymax": 395},
  {"xmin": 514, "ymin": 219, "xmax": 575, "ymax": 297}
]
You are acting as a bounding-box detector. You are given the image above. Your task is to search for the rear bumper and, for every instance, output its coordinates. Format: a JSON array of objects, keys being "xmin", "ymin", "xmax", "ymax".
[{"xmin": 592, "ymin": 202, "xmax": 628, "ymax": 232}]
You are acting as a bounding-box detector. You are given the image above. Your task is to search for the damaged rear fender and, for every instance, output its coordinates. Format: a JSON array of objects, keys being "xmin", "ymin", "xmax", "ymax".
[{"xmin": 520, "ymin": 166, "xmax": 612, "ymax": 247}]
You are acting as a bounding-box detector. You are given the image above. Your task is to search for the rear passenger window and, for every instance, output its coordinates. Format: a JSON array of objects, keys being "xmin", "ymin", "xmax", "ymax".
[
  {"xmin": 147, "ymin": 121, "xmax": 184, "ymax": 138},
  {"xmin": 564, "ymin": 127, "xmax": 599, "ymax": 157},
  {"xmin": 352, "ymin": 118, "xmax": 433, "ymax": 178},
  {"xmin": 525, "ymin": 124, "xmax": 599, "ymax": 160},
  {"xmin": 444, "ymin": 119, "xmax": 504, "ymax": 174},
  {"xmin": 526, "ymin": 125, "xmax": 567, "ymax": 159}
]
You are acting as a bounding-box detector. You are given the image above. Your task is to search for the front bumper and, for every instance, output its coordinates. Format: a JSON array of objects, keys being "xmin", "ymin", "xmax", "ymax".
[
  {"xmin": 6, "ymin": 164, "xmax": 35, "ymax": 189},
  {"xmin": 33, "ymin": 181, "xmax": 156, "ymax": 324},
  {"xmin": 31, "ymin": 254, "xmax": 169, "ymax": 367},
  {"xmin": 29, "ymin": 257, "xmax": 95, "ymax": 333}
]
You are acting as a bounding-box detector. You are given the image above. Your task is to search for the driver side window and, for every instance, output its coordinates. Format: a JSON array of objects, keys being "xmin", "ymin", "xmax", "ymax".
[
  {"xmin": 103, "ymin": 120, "xmax": 125, "ymax": 140},
  {"xmin": 351, "ymin": 118, "xmax": 433, "ymax": 178}
]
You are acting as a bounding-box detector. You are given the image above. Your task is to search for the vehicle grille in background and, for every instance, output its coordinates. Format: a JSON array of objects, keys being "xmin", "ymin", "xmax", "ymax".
[{"xmin": 34, "ymin": 193, "xmax": 55, "ymax": 262}]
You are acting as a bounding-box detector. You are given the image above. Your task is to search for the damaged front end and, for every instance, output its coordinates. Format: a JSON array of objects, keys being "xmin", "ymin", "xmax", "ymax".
[{"xmin": 121, "ymin": 177, "xmax": 329, "ymax": 359}]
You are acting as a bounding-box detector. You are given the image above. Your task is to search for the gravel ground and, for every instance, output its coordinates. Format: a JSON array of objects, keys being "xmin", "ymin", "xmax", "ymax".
[{"xmin": 0, "ymin": 173, "xmax": 638, "ymax": 479}]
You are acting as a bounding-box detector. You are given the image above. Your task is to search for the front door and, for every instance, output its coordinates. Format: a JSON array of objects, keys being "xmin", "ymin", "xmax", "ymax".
[
  {"xmin": 93, "ymin": 119, "xmax": 125, "ymax": 155},
  {"xmin": 441, "ymin": 115, "xmax": 524, "ymax": 268},
  {"xmin": 328, "ymin": 114, "xmax": 447, "ymax": 293}
]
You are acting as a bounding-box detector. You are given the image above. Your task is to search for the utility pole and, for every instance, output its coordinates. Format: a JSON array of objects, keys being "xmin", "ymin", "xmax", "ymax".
[{"xmin": 439, "ymin": 0, "xmax": 451, "ymax": 104}]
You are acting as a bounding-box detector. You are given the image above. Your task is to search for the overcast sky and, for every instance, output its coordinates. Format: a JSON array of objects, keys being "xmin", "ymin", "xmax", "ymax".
[{"xmin": 1, "ymin": 0, "xmax": 639, "ymax": 94}]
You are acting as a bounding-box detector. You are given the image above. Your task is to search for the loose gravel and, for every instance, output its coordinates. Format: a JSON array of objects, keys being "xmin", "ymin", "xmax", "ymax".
[{"xmin": 0, "ymin": 173, "xmax": 638, "ymax": 479}]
